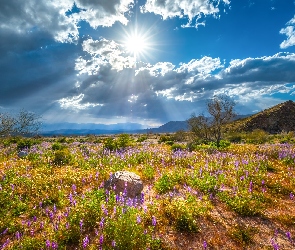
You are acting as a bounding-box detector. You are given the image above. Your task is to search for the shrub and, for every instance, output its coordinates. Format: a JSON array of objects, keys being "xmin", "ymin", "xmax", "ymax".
[
  {"xmin": 51, "ymin": 142, "xmax": 65, "ymax": 151},
  {"xmin": 53, "ymin": 148, "xmax": 72, "ymax": 165},
  {"xmin": 171, "ymin": 143, "xmax": 186, "ymax": 151}
]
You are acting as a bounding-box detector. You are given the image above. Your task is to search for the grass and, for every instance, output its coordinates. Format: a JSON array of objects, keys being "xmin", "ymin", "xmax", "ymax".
[{"xmin": 0, "ymin": 137, "xmax": 295, "ymax": 249}]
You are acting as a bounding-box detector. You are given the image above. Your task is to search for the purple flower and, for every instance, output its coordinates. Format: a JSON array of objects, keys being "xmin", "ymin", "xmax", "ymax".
[
  {"xmin": 290, "ymin": 193, "xmax": 294, "ymax": 200},
  {"xmin": 137, "ymin": 215, "xmax": 141, "ymax": 224},
  {"xmin": 99, "ymin": 234, "xmax": 104, "ymax": 245},
  {"xmin": 152, "ymin": 216, "xmax": 157, "ymax": 226},
  {"xmin": 45, "ymin": 239, "xmax": 51, "ymax": 248},
  {"xmin": 15, "ymin": 231, "xmax": 21, "ymax": 240},
  {"xmin": 82, "ymin": 235, "xmax": 90, "ymax": 249},
  {"xmin": 51, "ymin": 242, "xmax": 58, "ymax": 249},
  {"xmin": 80, "ymin": 219, "xmax": 83, "ymax": 232},
  {"xmin": 249, "ymin": 181, "xmax": 253, "ymax": 193},
  {"xmin": 2, "ymin": 238, "xmax": 10, "ymax": 248},
  {"xmin": 286, "ymin": 231, "xmax": 292, "ymax": 241},
  {"xmin": 112, "ymin": 240, "xmax": 116, "ymax": 247},
  {"xmin": 1, "ymin": 228, "xmax": 8, "ymax": 235},
  {"xmin": 100, "ymin": 217, "xmax": 105, "ymax": 229},
  {"xmin": 203, "ymin": 240, "xmax": 207, "ymax": 249},
  {"xmin": 271, "ymin": 238, "xmax": 279, "ymax": 250}
]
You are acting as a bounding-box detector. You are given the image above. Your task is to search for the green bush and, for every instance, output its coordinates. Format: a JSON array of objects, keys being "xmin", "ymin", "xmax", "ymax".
[
  {"xmin": 53, "ymin": 148, "xmax": 72, "ymax": 165},
  {"xmin": 17, "ymin": 138, "xmax": 41, "ymax": 150},
  {"xmin": 137, "ymin": 135, "xmax": 148, "ymax": 142},
  {"xmin": 171, "ymin": 143, "xmax": 186, "ymax": 151},
  {"xmin": 158, "ymin": 135, "xmax": 174, "ymax": 144},
  {"xmin": 51, "ymin": 142, "xmax": 65, "ymax": 151}
]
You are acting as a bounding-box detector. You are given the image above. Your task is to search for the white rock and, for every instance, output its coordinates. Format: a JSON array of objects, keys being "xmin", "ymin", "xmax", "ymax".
[{"xmin": 104, "ymin": 171, "xmax": 143, "ymax": 198}]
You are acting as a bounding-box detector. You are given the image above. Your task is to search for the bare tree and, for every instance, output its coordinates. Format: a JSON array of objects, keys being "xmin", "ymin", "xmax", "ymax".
[
  {"xmin": 187, "ymin": 95, "xmax": 236, "ymax": 147},
  {"xmin": 0, "ymin": 109, "xmax": 41, "ymax": 137},
  {"xmin": 207, "ymin": 95, "xmax": 236, "ymax": 147},
  {"xmin": 187, "ymin": 113, "xmax": 211, "ymax": 142}
]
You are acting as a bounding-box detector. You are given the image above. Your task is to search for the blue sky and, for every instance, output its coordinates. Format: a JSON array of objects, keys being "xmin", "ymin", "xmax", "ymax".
[{"xmin": 1, "ymin": 0, "xmax": 295, "ymax": 127}]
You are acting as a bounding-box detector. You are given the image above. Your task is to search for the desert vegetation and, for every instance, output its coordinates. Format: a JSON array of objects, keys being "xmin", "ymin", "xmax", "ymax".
[{"xmin": 0, "ymin": 133, "xmax": 295, "ymax": 249}]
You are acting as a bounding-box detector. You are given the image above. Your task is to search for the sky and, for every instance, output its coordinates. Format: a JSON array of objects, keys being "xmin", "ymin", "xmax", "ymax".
[{"xmin": 1, "ymin": 0, "xmax": 295, "ymax": 128}]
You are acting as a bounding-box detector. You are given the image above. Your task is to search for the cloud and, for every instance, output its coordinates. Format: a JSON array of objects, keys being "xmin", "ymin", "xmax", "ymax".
[
  {"xmin": 280, "ymin": 15, "xmax": 295, "ymax": 49},
  {"xmin": 68, "ymin": 38, "xmax": 295, "ymax": 123},
  {"xmin": 75, "ymin": 0, "xmax": 134, "ymax": 28},
  {"xmin": 141, "ymin": 0, "xmax": 230, "ymax": 28},
  {"xmin": 76, "ymin": 38, "xmax": 135, "ymax": 73},
  {"xmin": 0, "ymin": 0, "xmax": 134, "ymax": 44},
  {"xmin": 0, "ymin": 0, "xmax": 78, "ymax": 43}
]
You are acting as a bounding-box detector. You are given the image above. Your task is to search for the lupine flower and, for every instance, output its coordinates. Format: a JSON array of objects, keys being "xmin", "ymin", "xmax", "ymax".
[
  {"xmin": 271, "ymin": 238, "xmax": 279, "ymax": 250},
  {"xmin": 1, "ymin": 228, "xmax": 8, "ymax": 235},
  {"xmin": 137, "ymin": 215, "xmax": 141, "ymax": 224},
  {"xmin": 2, "ymin": 238, "xmax": 10, "ymax": 248},
  {"xmin": 82, "ymin": 235, "xmax": 90, "ymax": 249},
  {"xmin": 249, "ymin": 181, "xmax": 253, "ymax": 193},
  {"xmin": 112, "ymin": 240, "xmax": 116, "ymax": 247},
  {"xmin": 51, "ymin": 242, "xmax": 58, "ymax": 249},
  {"xmin": 45, "ymin": 239, "xmax": 51, "ymax": 248},
  {"xmin": 286, "ymin": 231, "xmax": 292, "ymax": 241},
  {"xmin": 152, "ymin": 216, "xmax": 157, "ymax": 226},
  {"xmin": 99, "ymin": 234, "xmax": 104, "ymax": 245},
  {"xmin": 290, "ymin": 193, "xmax": 294, "ymax": 200},
  {"xmin": 80, "ymin": 219, "xmax": 83, "ymax": 232},
  {"xmin": 203, "ymin": 240, "xmax": 207, "ymax": 249},
  {"xmin": 15, "ymin": 231, "xmax": 21, "ymax": 240},
  {"xmin": 100, "ymin": 217, "xmax": 105, "ymax": 229}
]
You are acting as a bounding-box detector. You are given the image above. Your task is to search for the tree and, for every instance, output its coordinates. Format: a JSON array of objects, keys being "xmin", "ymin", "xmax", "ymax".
[
  {"xmin": 0, "ymin": 109, "xmax": 41, "ymax": 137},
  {"xmin": 187, "ymin": 95, "xmax": 236, "ymax": 147},
  {"xmin": 208, "ymin": 95, "xmax": 236, "ymax": 147},
  {"xmin": 187, "ymin": 113, "xmax": 211, "ymax": 142}
]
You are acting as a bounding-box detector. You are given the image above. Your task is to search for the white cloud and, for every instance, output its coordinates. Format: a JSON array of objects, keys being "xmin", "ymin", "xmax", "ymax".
[
  {"xmin": 0, "ymin": 0, "xmax": 79, "ymax": 43},
  {"xmin": 58, "ymin": 94, "xmax": 103, "ymax": 110},
  {"xmin": 280, "ymin": 15, "xmax": 295, "ymax": 49},
  {"xmin": 141, "ymin": 0, "xmax": 230, "ymax": 28},
  {"xmin": 75, "ymin": 0, "xmax": 134, "ymax": 28},
  {"xmin": 76, "ymin": 38, "xmax": 135, "ymax": 73},
  {"xmin": 177, "ymin": 56, "xmax": 223, "ymax": 75},
  {"xmin": 0, "ymin": 0, "xmax": 134, "ymax": 43}
]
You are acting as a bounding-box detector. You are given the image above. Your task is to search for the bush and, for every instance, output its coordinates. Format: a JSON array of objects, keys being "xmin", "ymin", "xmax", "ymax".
[
  {"xmin": 51, "ymin": 142, "xmax": 65, "ymax": 151},
  {"xmin": 158, "ymin": 135, "xmax": 174, "ymax": 144},
  {"xmin": 137, "ymin": 135, "xmax": 148, "ymax": 142},
  {"xmin": 171, "ymin": 143, "xmax": 186, "ymax": 151},
  {"xmin": 103, "ymin": 137, "xmax": 118, "ymax": 151},
  {"xmin": 53, "ymin": 148, "xmax": 72, "ymax": 165},
  {"xmin": 17, "ymin": 138, "xmax": 41, "ymax": 150},
  {"xmin": 245, "ymin": 129, "xmax": 268, "ymax": 144}
]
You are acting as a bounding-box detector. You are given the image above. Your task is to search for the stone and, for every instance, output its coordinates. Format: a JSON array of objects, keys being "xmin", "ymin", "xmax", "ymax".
[
  {"xmin": 18, "ymin": 151, "xmax": 28, "ymax": 158},
  {"xmin": 104, "ymin": 171, "xmax": 143, "ymax": 198}
]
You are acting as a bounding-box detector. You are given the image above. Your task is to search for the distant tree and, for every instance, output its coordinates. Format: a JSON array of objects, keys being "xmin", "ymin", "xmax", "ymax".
[
  {"xmin": 187, "ymin": 113, "xmax": 211, "ymax": 142},
  {"xmin": 208, "ymin": 95, "xmax": 236, "ymax": 147},
  {"xmin": 0, "ymin": 109, "xmax": 41, "ymax": 137},
  {"xmin": 187, "ymin": 95, "xmax": 237, "ymax": 147}
]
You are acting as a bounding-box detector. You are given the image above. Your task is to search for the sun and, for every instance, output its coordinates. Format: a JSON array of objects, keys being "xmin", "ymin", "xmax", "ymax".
[{"xmin": 124, "ymin": 34, "xmax": 147, "ymax": 55}]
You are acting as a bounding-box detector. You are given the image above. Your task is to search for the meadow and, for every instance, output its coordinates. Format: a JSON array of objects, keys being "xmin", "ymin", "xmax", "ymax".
[{"xmin": 0, "ymin": 135, "xmax": 295, "ymax": 249}]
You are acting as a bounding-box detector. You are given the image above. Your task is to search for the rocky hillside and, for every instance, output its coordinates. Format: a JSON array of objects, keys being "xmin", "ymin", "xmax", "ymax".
[{"xmin": 229, "ymin": 100, "xmax": 295, "ymax": 133}]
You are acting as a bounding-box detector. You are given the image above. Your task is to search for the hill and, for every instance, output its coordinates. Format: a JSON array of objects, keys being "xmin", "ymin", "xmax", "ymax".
[{"xmin": 228, "ymin": 100, "xmax": 295, "ymax": 133}]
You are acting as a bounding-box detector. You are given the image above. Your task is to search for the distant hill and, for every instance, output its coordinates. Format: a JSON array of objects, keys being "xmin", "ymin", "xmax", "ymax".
[
  {"xmin": 228, "ymin": 100, "xmax": 295, "ymax": 133},
  {"xmin": 147, "ymin": 121, "xmax": 188, "ymax": 133}
]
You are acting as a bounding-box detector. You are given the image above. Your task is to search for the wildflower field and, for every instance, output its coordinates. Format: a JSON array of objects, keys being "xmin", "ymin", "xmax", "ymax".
[{"xmin": 0, "ymin": 136, "xmax": 295, "ymax": 249}]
